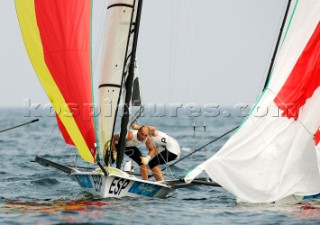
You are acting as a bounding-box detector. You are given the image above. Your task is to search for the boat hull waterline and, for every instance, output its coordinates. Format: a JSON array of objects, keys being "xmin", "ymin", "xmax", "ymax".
[{"xmin": 71, "ymin": 167, "xmax": 174, "ymax": 198}]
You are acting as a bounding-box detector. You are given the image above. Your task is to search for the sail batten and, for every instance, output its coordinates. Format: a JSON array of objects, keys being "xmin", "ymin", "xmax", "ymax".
[
  {"xmin": 186, "ymin": 0, "xmax": 320, "ymax": 203},
  {"xmin": 107, "ymin": 3, "xmax": 134, "ymax": 10},
  {"xmin": 99, "ymin": 84, "xmax": 122, "ymax": 88}
]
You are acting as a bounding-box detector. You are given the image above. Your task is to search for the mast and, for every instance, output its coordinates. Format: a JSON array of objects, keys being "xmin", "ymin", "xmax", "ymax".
[
  {"xmin": 99, "ymin": 0, "xmax": 142, "ymax": 167},
  {"xmin": 116, "ymin": 0, "xmax": 144, "ymax": 169},
  {"xmin": 263, "ymin": 0, "xmax": 292, "ymax": 90}
]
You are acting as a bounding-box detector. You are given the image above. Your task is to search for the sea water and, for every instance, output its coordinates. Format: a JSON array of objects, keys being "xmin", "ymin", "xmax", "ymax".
[{"xmin": 0, "ymin": 107, "xmax": 319, "ymax": 225}]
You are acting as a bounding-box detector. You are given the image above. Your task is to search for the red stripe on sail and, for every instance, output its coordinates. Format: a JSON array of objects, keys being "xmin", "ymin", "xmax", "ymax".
[
  {"xmin": 274, "ymin": 22, "xmax": 320, "ymax": 146},
  {"xmin": 315, "ymin": 129, "xmax": 320, "ymax": 146},
  {"xmin": 34, "ymin": 0, "xmax": 96, "ymax": 157},
  {"xmin": 274, "ymin": 22, "xmax": 320, "ymax": 119}
]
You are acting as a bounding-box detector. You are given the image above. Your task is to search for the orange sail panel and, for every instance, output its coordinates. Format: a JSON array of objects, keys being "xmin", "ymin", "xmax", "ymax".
[{"xmin": 15, "ymin": 0, "xmax": 96, "ymax": 163}]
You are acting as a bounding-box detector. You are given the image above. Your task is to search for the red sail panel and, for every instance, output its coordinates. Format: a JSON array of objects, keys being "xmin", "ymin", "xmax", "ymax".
[
  {"xmin": 315, "ymin": 129, "xmax": 320, "ymax": 145},
  {"xmin": 274, "ymin": 22, "xmax": 320, "ymax": 120},
  {"xmin": 34, "ymin": 0, "xmax": 96, "ymax": 160}
]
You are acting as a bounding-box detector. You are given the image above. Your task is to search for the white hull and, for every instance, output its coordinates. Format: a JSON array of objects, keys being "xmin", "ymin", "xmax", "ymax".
[
  {"xmin": 237, "ymin": 194, "xmax": 320, "ymax": 205},
  {"xmin": 70, "ymin": 167, "xmax": 173, "ymax": 198}
]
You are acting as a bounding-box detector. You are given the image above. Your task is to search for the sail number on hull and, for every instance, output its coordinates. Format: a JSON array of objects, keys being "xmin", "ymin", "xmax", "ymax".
[{"xmin": 109, "ymin": 177, "xmax": 130, "ymax": 196}]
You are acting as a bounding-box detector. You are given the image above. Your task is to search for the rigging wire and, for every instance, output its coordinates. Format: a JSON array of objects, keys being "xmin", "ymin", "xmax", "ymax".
[
  {"xmin": 242, "ymin": 0, "xmax": 294, "ymax": 156},
  {"xmin": 168, "ymin": 0, "xmax": 177, "ymax": 104},
  {"xmin": 83, "ymin": 1, "xmax": 109, "ymax": 161},
  {"xmin": 91, "ymin": 1, "xmax": 108, "ymax": 75},
  {"xmin": 160, "ymin": 0, "xmax": 179, "ymax": 179},
  {"xmin": 35, "ymin": 121, "xmax": 81, "ymax": 167},
  {"xmin": 36, "ymin": 124, "xmax": 58, "ymax": 156},
  {"xmin": 256, "ymin": 1, "xmax": 290, "ymax": 100},
  {"xmin": 186, "ymin": 1, "xmax": 209, "ymax": 155},
  {"xmin": 183, "ymin": 0, "xmax": 212, "ymax": 171},
  {"xmin": 177, "ymin": 0, "xmax": 197, "ymax": 172}
]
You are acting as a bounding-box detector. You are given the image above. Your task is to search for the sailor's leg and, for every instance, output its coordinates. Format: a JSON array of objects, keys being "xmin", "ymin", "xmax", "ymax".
[
  {"xmin": 140, "ymin": 164, "xmax": 149, "ymax": 180},
  {"xmin": 149, "ymin": 155, "xmax": 164, "ymax": 181},
  {"xmin": 150, "ymin": 166, "xmax": 164, "ymax": 181},
  {"xmin": 124, "ymin": 147, "xmax": 149, "ymax": 180}
]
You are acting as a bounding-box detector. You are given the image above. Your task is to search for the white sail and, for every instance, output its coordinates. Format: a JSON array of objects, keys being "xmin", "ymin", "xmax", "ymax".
[
  {"xmin": 185, "ymin": 0, "xmax": 320, "ymax": 203},
  {"xmin": 98, "ymin": 0, "xmax": 137, "ymax": 163}
]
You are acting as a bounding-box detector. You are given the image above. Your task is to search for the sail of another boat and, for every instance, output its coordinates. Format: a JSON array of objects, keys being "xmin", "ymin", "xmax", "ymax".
[{"xmin": 185, "ymin": 0, "xmax": 320, "ymax": 203}]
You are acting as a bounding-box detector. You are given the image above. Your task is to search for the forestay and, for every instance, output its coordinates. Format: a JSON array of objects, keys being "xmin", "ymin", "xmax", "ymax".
[{"xmin": 185, "ymin": 0, "xmax": 320, "ymax": 203}]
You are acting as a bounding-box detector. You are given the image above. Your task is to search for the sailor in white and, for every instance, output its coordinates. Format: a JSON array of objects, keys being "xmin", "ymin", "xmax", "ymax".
[
  {"xmin": 112, "ymin": 126, "xmax": 163, "ymax": 181},
  {"xmin": 131, "ymin": 124, "xmax": 181, "ymax": 169}
]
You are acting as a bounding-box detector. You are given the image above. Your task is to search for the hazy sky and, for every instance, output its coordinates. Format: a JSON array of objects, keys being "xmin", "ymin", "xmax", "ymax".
[{"xmin": 0, "ymin": 0, "xmax": 287, "ymax": 108}]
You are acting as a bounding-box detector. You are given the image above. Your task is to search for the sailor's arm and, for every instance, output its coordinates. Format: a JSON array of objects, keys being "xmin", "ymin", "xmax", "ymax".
[
  {"xmin": 141, "ymin": 138, "xmax": 156, "ymax": 165},
  {"xmin": 112, "ymin": 131, "xmax": 133, "ymax": 151},
  {"xmin": 131, "ymin": 124, "xmax": 141, "ymax": 130},
  {"xmin": 146, "ymin": 138, "xmax": 156, "ymax": 157},
  {"xmin": 148, "ymin": 126, "xmax": 157, "ymax": 136}
]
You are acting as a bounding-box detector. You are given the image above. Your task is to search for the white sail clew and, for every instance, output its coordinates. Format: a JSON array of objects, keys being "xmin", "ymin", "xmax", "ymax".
[
  {"xmin": 98, "ymin": 0, "xmax": 136, "ymax": 163},
  {"xmin": 185, "ymin": 0, "xmax": 320, "ymax": 203}
]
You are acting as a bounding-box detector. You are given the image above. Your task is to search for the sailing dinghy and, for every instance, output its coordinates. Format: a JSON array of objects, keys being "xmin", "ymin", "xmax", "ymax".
[
  {"xmin": 185, "ymin": 0, "xmax": 320, "ymax": 204},
  {"xmin": 15, "ymin": 0, "xmax": 173, "ymax": 198}
]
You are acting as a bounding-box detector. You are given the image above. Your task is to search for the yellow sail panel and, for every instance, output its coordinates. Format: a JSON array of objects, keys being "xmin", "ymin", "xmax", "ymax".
[{"xmin": 15, "ymin": 0, "xmax": 96, "ymax": 163}]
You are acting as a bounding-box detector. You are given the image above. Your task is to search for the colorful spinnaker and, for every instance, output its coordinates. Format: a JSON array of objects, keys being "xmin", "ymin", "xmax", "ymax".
[
  {"xmin": 15, "ymin": 0, "xmax": 97, "ymax": 163},
  {"xmin": 185, "ymin": 0, "xmax": 320, "ymax": 203}
]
